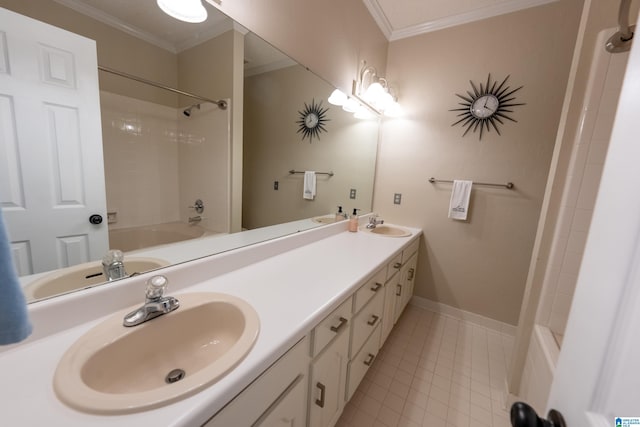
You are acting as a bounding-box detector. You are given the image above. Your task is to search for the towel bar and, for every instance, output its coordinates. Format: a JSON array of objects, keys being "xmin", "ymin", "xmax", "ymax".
[
  {"xmin": 289, "ymin": 170, "xmax": 334, "ymax": 177},
  {"xmin": 429, "ymin": 177, "xmax": 514, "ymax": 189}
]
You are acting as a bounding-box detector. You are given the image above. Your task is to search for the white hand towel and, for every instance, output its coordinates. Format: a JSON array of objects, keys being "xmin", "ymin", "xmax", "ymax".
[
  {"xmin": 448, "ymin": 180, "xmax": 473, "ymax": 220},
  {"xmin": 303, "ymin": 171, "xmax": 316, "ymax": 200}
]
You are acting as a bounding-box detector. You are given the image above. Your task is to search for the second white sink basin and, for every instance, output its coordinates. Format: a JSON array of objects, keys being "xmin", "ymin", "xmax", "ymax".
[{"xmin": 53, "ymin": 292, "xmax": 260, "ymax": 414}]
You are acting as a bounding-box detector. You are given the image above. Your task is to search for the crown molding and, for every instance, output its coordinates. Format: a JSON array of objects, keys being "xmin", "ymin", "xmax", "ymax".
[
  {"xmin": 52, "ymin": 0, "xmax": 179, "ymax": 53},
  {"xmin": 364, "ymin": 0, "xmax": 559, "ymax": 41}
]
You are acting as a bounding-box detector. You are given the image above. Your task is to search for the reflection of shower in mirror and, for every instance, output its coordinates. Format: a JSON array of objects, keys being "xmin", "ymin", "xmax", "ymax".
[{"xmin": 183, "ymin": 103, "xmax": 201, "ymax": 117}]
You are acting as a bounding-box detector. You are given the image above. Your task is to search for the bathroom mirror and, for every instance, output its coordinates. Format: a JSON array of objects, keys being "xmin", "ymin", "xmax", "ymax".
[{"xmin": 0, "ymin": 1, "xmax": 379, "ymax": 302}]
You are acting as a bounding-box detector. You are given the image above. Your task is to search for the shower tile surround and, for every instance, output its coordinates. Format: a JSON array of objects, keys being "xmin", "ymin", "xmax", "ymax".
[
  {"xmin": 517, "ymin": 33, "xmax": 631, "ymax": 415},
  {"xmin": 101, "ymin": 92, "xmax": 230, "ymax": 234},
  {"xmin": 337, "ymin": 305, "xmax": 514, "ymax": 427},
  {"xmin": 536, "ymin": 45, "xmax": 630, "ymax": 339}
]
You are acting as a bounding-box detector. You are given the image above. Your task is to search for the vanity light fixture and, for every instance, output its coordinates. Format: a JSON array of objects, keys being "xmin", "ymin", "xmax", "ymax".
[
  {"xmin": 353, "ymin": 61, "xmax": 401, "ymax": 117},
  {"xmin": 157, "ymin": 0, "xmax": 208, "ymax": 23}
]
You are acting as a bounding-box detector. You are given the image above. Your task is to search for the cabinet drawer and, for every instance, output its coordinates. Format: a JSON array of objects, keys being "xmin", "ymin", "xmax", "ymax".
[
  {"xmin": 350, "ymin": 289, "xmax": 384, "ymax": 357},
  {"xmin": 311, "ymin": 297, "xmax": 352, "ymax": 358},
  {"xmin": 346, "ymin": 324, "xmax": 381, "ymax": 400},
  {"xmin": 205, "ymin": 336, "xmax": 309, "ymax": 426},
  {"xmin": 386, "ymin": 253, "xmax": 403, "ymax": 281},
  {"xmin": 353, "ymin": 268, "xmax": 385, "ymax": 314},
  {"xmin": 402, "ymin": 238, "xmax": 419, "ymax": 262}
]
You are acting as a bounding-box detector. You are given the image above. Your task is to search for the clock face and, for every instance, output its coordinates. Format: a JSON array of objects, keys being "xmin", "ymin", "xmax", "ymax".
[
  {"xmin": 450, "ymin": 74, "xmax": 525, "ymax": 140},
  {"xmin": 296, "ymin": 99, "xmax": 329, "ymax": 142},
  {"xmin": 470, "ymin": 94, "xmax": 499, "ymax": 119},
  {"xmin": 304, "ymin": 112, "xmax": 319, "ymax": 128}
]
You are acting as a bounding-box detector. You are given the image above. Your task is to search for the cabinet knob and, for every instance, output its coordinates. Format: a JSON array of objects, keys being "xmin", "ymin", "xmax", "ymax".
[
  {"xmin": 393, "ymin": 262, "xmax": 402, "ymax": 269},
  {"xmin": 330, "ymin": 316, "xmax": 348, "ymax": 333},
  {"xmin": 396, "ymin": 284, "xmax": 402, "ymax": 296},
  {"xmin": 367, "ymin": 314, "xmax": 380, "ymax": 326},
  {"xmin": 364, "ymin": 353, "xmax": 376, "ymax": 366},
  {"xmin": 370, "ymin": 282, "xmax": 382, "ymax": 292},
  {"xmin": 408, "ymin": 268, "xmax": 415, "ymax": 281},
  {"xmin": 315, "ymin": 382, "xmax": 326, "ymax": 408}
]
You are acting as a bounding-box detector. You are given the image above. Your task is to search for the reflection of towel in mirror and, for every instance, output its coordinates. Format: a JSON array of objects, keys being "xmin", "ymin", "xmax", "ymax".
[
  {"xmin": 448, "ymin": 180, "xmax": 473, "ymax": 221},
  {"xmin": 0, "ymin": 210, "xmax": 32, "ymax": 345},
  {"xmin": 303, "ymin": 171, "xmax": 316, "ymax": 200}
]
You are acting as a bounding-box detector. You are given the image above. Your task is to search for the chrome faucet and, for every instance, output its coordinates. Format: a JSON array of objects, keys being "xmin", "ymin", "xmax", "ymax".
[
  {"xmin": 102, "ymin": 249, "xmax": 127, "ymax": 281},
  {"xmin": 366, "ymin": 214, "xmax": 384, "ymax": 229},
  {"xmin": 123, "ymin": 275, "xmax": 180, "ymax": 327}
]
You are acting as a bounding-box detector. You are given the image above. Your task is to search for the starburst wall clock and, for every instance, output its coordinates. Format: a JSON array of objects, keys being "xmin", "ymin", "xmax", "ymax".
[
  {"xmin": 450, "ymin": 74, "xmax": 525, "ymax": 140},
  {"xmin": 296, "ymin": 99, "xmax": 329, "ymax": 142}
]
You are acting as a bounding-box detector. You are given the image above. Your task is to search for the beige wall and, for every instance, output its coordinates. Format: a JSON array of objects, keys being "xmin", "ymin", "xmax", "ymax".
[
  {"xmin": 205, "ymin": 0, "xmax": 388, "ymax": 97},
  {"xmin": 0, "ymin": 0, "xmax": 179, "ymax": 107},
  {"xmin": 243, "ymin": 65, "xmax": 378, "ymax": 229},
  {"xmin": 372, "ymin": 0, "xmax": 584, "ymax": 325}
]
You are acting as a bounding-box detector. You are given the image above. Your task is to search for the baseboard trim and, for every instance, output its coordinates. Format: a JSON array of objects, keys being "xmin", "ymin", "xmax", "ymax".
[{"xmin": 410, "ymin": 296, "xmax": 517, "ymax": 336}]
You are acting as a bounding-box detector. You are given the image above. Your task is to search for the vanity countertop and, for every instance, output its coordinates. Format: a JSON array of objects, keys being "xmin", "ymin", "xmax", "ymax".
[{"xmin": 0, "ymin": 220, "xmax": 421, "ymax": 426}]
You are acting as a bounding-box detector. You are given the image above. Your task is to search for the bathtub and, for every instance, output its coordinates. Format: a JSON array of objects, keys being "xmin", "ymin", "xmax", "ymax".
[{"xmin": 109, "ymin": 221, "xmax": 209, "ymax": 252}]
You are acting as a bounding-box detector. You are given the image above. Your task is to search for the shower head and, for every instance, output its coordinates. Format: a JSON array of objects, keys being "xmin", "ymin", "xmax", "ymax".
[
  {"xmin": 183, "ymin": 103, "xmax": 201, "ymax": 117},
  {"xmin": 606, "ymin": 0, "xmax": 635, "ymax": 53}
]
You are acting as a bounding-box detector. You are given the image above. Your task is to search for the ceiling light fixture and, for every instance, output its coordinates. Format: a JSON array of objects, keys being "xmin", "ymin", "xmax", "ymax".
[
  {"xmin": 157, "ymin": 0, "xmax": 208, "ymax": 23},
  {"xmin": 353, "ymin": 61, "xmax": 401, "ymax": 117}
]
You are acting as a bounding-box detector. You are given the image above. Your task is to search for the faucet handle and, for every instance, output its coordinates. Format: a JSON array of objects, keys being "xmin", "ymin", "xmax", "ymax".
[
  {"xmin": 145, "ymin": 275, "xmax": 168, "ymax": 300},
  {"xmin": 102, "ymin": 249, "xmax": 124, "ymax": 265}
]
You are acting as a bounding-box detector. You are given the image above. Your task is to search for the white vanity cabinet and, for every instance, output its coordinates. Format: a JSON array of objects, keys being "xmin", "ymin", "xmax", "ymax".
[
  {"xmin": 204, "ymin": 337, "xmax": 309, "ymax": 427},
  {"xmin": 308, "ymin": 298, "xmax": 352, "ymax": 427},
  {"xmin": 383, "ymin": 239, "xmax": 420, "ymax": 339}
]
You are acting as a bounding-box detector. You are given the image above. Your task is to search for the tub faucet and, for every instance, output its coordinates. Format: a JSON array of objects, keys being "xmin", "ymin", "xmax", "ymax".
[
  {"xmin": 123, "ymin": 275, "xmax": 180, "ymax": 327},
  {"xmin": 102, "ymin": 249, "xmax": 127, "ymax": 281},
  {"xmin": 366, "ymin": 214, "xmax": 384, "ymax": 229}
]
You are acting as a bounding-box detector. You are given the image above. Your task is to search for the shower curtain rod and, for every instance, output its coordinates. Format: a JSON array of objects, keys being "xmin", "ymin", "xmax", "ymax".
[{"xmin": 97, "ymin": 65, "xmax": 228, "ymax": 110}]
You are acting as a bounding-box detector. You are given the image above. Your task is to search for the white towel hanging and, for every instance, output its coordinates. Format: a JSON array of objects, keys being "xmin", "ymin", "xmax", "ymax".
[
  {"xmin": 303, "ymin": 171, "xmax": 316, "ymax": 200},
  {"xmin": 448, "ymin": 180, "xmax": 473, "ymax": 220}
]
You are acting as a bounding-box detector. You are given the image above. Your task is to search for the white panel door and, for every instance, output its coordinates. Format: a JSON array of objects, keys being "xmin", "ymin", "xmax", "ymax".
[
  {"xmin": 0, "ymin": 8, "xmax": 107, "ymax": 275},
  {"xmin": 516, "ymin": 10, "xmax": 640, "ymax": 427}
]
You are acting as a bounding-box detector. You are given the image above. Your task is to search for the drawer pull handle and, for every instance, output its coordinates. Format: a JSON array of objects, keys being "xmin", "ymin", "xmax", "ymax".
[
  {"xmin": 367, "ymin": 315, "xmax": 380, "ymax": 326},
  {"xmin": 330, "ymin": 316, "xmax": 348, "ymax": 333},
  {"xmin": 396, "ymin": 284, "xmax": 402, "ymax": 296},
  {"xmin": 370, "ymin": 282, "xmax": 382, "ymax": 292},
  {"xmin": 408, "ymin": 268, "xmax": 415, "ymax": 281},
  {"xmin": 393, "ymin": 262, "xmax": 402, "ymax": 269},
  {"xmin": 315, "ymin": 382, "xmax": 326, "ymax": 408},
  {"xmin": 364, "ymin": 353, "xmax": 376, "ymax": 366}
]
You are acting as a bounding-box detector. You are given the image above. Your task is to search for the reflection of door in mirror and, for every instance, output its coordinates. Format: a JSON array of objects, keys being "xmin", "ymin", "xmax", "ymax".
[{"xmin": 0, "ymin": 8, "xmax": 108, "ymax": 276}]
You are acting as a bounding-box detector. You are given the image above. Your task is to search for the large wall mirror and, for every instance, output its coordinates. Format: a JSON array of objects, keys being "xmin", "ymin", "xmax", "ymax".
[{"xmin": 0, "ymin": 0, "xmax": 379, "ymax": 303}]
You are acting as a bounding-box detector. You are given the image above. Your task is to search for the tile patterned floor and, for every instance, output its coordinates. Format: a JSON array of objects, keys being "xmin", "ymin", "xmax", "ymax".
[{"xmin": 336, "ymin": 304, "xmax": 515, "ymax": 427}]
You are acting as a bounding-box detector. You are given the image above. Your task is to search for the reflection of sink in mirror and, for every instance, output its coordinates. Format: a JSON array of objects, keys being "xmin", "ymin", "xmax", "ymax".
[
  {"xmin": 53, "ymin": 292, "xmax": 260, "ymax": 414},
  {"xmin": 312, "ymin": 215, "xmax": 341, "ymax": 224},
  {"xmin": 23, "ymin": 257, "xmax": 170, "ymax": 301},
  {"xmin": 360, "ymin": 224, "xmax": 412, "ymax": 237}
]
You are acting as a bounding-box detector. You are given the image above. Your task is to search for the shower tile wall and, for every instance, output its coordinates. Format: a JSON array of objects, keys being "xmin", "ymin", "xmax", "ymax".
[
  {"xmin": 536, "ymin": 49, "xmax": 630, "ymax": 339},
  {"xmin": 101, "ymin": 91, "xmax": 180, "ymax": 230}
]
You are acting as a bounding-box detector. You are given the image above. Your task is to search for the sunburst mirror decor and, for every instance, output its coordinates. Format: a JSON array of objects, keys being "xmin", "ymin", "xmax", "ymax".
[
  {"xmin": 450, "ymin": 74, "xmax": 524, "ymax": 140},
  {"xmin": 296, "ymin": 99, "xmax": 329, "ymax": 142}
]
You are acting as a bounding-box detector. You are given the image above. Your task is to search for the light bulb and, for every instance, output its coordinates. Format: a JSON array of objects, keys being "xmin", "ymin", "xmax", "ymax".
[
  {"xmin": 342, "ymin": 97, "xmax": 360, "ymax": 113},
  {"xmin": 384, "ymin": 101, "xmax": 403, "ymax": 117},
  {"xmin": 363, "ymin": 82, "xmax": 384, "ymax": 103},
  {"xmin": 328, "ymin": 89, "xmax": 347, "ymax": 106},
  {"xmin": 157, "ymin": 0, "xmax": 208, "ymax": 23},
  {"xmin": 354, "ymin": 106, "xmax": 376, "ymax": 120}
]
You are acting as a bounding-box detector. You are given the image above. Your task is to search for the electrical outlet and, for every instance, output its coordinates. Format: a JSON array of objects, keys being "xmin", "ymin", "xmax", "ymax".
[
  {"xmin": 350, "ymin": 188, "xmax": 357, "ymax": 199},
  {"xmin": 274, "ymin": 181, "xmax": 279, "ymax": 190},
  {"xmin": 394, "ymin": 193, "xmax": 402, "ymax": 205}
]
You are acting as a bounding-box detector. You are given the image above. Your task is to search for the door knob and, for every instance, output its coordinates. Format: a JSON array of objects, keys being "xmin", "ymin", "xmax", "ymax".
[
  {"xmin": 89, "ymin": 214, "xmax": 103, "ymax": 225},
  {"xmin": 510, "ymin": 402, "xmax": 566, "ymax": 427}
]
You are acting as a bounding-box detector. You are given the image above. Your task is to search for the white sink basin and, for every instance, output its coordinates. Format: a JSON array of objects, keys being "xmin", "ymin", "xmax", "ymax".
[
  {"xmin": 360, "ymin": 224, "xmax": 411, "ymax": 237},
  {"xmin": 23, "ymin": 257, "xmax": 169, "ymax": 300},
  {"xmin": 53, "ymin": 292, "xmax": 260, "ymax": 414},
  {"xmin": 312, "ymin": 215, "xmax": 340, "ymax": 224}
]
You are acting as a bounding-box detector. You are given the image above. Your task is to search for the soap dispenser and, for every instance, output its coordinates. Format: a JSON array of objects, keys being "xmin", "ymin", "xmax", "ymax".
[
  {"xmin": 335, "ymin": 206, "xmax": 345, "ymax": 221},
  {"xmin": 348, "ymin": 208, "xmax": 360, "ymax": 232}
]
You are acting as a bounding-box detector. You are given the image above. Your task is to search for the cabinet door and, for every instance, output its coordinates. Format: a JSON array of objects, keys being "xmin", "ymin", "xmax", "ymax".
[
  {"xmin": 308, "ymin": 330, "xmax": 349, "ymax": 427},
  {"xmin": 255, "ymin": 374, "xmax": 307, "ymax": 427},
  {"xmin": 380, "ymin": 269, "xmax": 399, "ymax": 346},
  {"xmin": 401, "ymin": 252, "xmax": 417, "ymax": 311}
]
